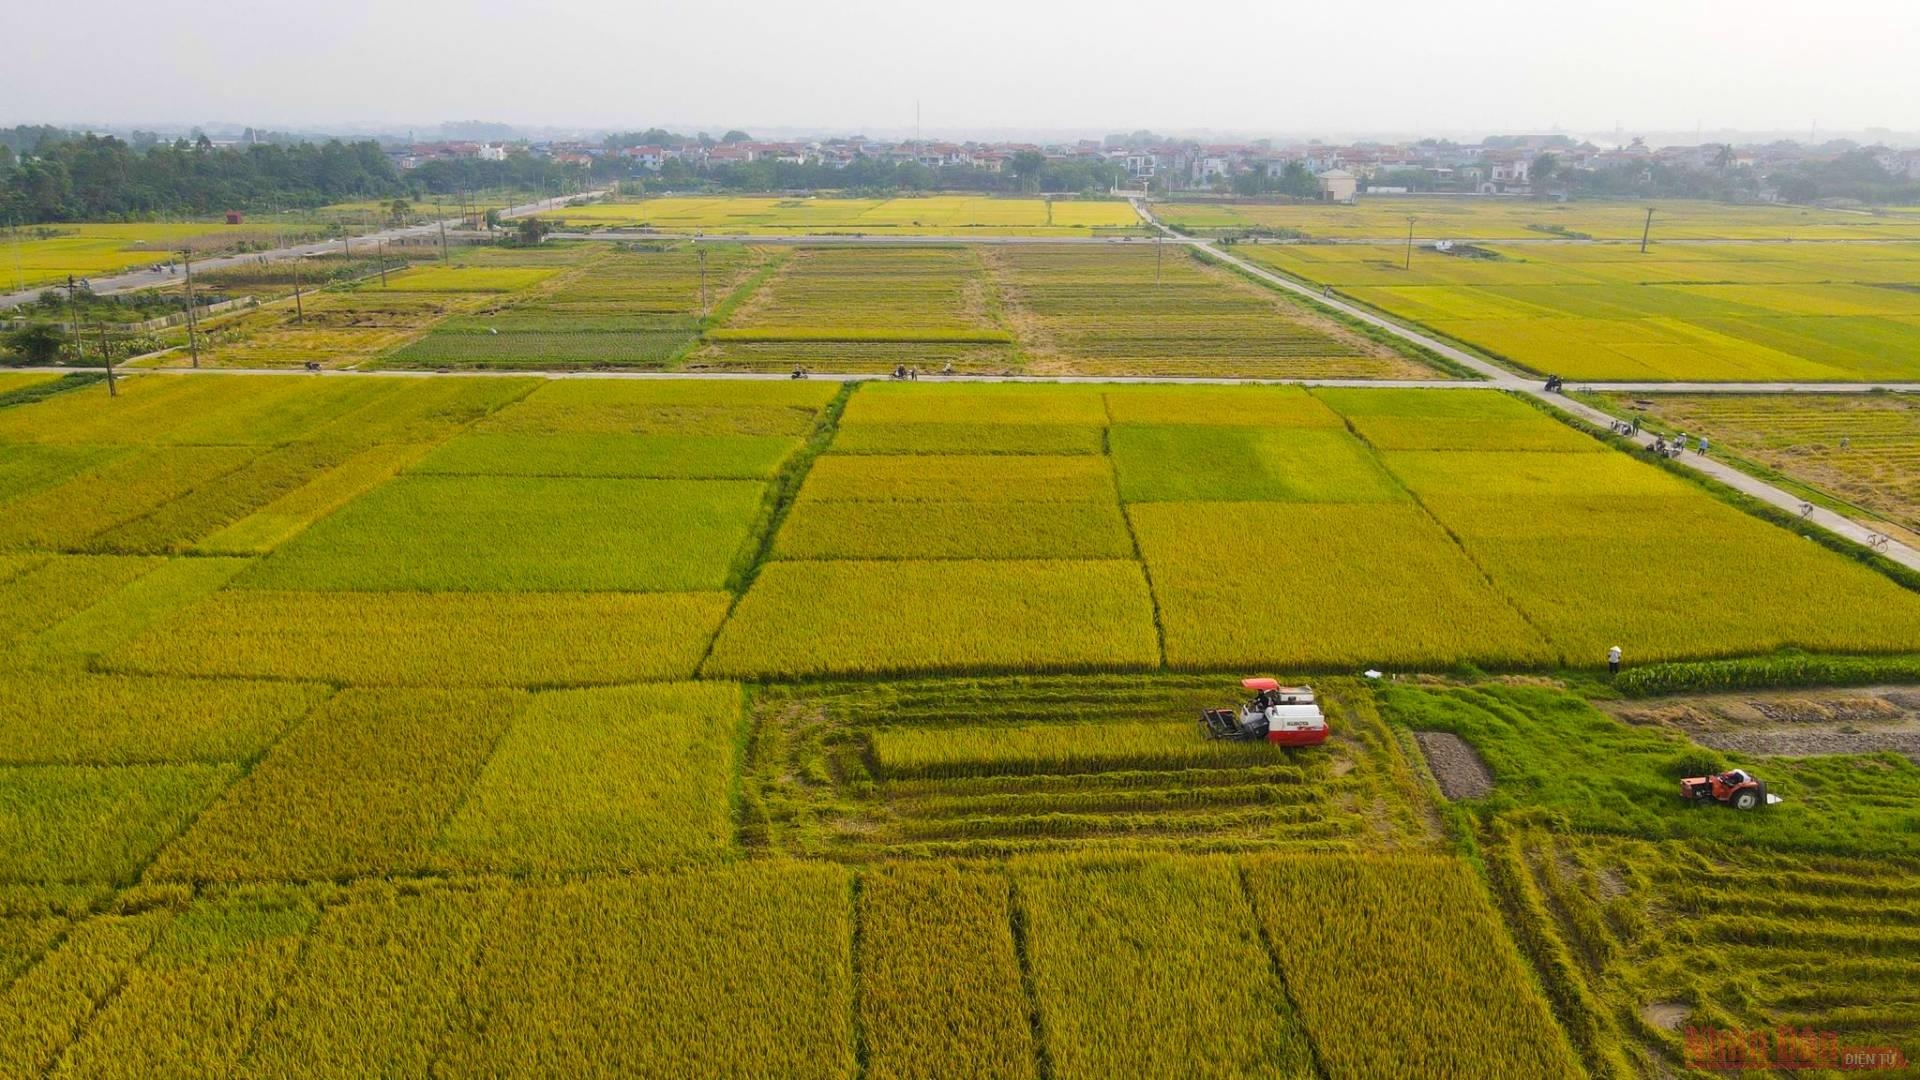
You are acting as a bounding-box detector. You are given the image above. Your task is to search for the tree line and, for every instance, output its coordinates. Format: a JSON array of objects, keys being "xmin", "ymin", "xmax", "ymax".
[{"xmin": 1, "ymin": 135, "xmax": 401, "ymax": 223}]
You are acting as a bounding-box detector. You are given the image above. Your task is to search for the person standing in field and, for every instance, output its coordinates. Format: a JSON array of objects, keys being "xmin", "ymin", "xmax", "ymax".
[{"xmin": 1608, "ymin": 645, "xmax": 1622, "ymax": 676}]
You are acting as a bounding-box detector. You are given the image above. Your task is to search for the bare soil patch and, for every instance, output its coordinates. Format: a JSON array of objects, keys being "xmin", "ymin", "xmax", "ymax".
[
  {"xmin": 1608, "ymin": 686, "xmax": 1920, "ymax": 763},
  {"xmin": 1643, "ymin": 1001, "xmax": 1690, "ymax": 1033},
  {"xmin": 1413, "ymin": 730, "xmax": 1493, "ymax": 800}
]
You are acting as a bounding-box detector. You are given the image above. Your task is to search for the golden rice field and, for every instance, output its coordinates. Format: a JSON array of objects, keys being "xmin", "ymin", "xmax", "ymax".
[
  {"xmin": 537, "ymin": 194, "xmax": 1145, "ymax": 234},
  {"xmin": 3, "ymin": 221, "xmax": 318, "ymax": 291},
  {"xmin": 1156, "ymin": 195, "xmax": 1920, "ymax": 240},
  {"xmin": 1235, "ymin": 231, "xmax": 1920, "ymax": 380},
  {"xmin": 4, "ymin": 371, "xmax": 1919, "ymax": 1075}
]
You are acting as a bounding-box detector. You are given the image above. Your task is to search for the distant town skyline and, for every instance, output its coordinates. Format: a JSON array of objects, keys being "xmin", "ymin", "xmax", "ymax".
[{"xmin": 6, "ymin": 0, "xmax": 1918, "ymax": 137}]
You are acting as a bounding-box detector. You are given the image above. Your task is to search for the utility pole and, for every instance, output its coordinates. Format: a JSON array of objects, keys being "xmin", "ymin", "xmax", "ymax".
[
  {"xmin": 379, "ymin": 240, "xmax": 390, "ymax": 287},
  {"xmin": 1155, "ymin": 233, "xmax": 1163, "ymax": 285},
  {"xmin": 10, "ymin": 217, "xmax": 23, "ymax": 294},
  {"xmin": 63, "ymin": 275, "xmax": 86, "ymax": 370},
  {"xmin": 1404, "ymin": 217, "xmax": 1416, "ymax": 271},
  {"xmin": 697, "ymin": 245, "xmax": 708, "ymax": 315},
  {"xmin": 436, "ymin": 199, "xmax": 449, "ymax": 264},
  {"xmin": 291, "ymin": 256, "xmax": 304, "ymax": 323},
  {"xmin": 1640, "ymin": 207, "xmax": 1654, "ymax": 254},
  {"xmin": 180, "ymin": 249, "xmax": 201, "ymax": 368},
  {"xmin": 96, "ymin": 322, "xmax": 116, "ymax": 397}
]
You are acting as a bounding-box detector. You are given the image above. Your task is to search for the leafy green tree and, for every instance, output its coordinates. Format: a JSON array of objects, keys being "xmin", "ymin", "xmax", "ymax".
[
  {"xmin": 5, "ymin": 322, "xmax": 68, "ymax": 365},
  {"xmin": 515, "ymin": 216, "xmax": 551, "ymax": 245},
  {"xmin": 1010, "ymin": 150, "xmax": 1046, "ymax": 191},
  {"xmin": 721, "ymin": 130, "xmax": 751, "ymax": 144}
]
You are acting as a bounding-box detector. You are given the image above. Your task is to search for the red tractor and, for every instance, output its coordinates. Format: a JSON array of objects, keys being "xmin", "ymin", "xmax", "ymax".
[
  {"xmin": 1201, "ymin": 678, "xmax": 1329, "ymax": 747},
  {"xmin": 1679, "ymin": 768, "xmax": 1779, "ymax": 811}
]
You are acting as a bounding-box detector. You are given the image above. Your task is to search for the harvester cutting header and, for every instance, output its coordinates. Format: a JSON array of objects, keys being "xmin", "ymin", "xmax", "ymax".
[{"xmin": 1202, "ymin": 679, "xmax": 1329, "ymax": 746}]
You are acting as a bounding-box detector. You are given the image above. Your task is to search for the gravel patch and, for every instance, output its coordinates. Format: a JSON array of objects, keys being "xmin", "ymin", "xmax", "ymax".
[
  {"xmin": 1413, "ymin": 730, "xmax": 1493, "ymax": 800},
  {"xmin": 1692, "ymin": 729, "xmax": 1920, "ymax": 763}
]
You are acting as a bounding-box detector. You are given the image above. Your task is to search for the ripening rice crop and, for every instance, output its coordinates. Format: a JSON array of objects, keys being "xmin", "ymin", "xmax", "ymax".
[
  {"xmin": 1102, "ymin": 383, "xmax": 1345, "ymax": 428},
  {"xmin": 987, "ymin": 245, "xmax": 1426, "ymax": 379},
  {"xmin": 0, "ymin": 910, "xmax": 174, "ymax": 1077},
  {"xmin": 1015, "ymin": 855, "xmax": 1317, "ymax": 1080},
  {"xmin": 722, "ymin": 246, "xmax": 1003, "ymax": 334},
  {"xmin": 194, "ymin": 443, "xmax": 433, "ymax": 554},
  {"xmin": 530, "ymin": 245, "xmax": 754, "ymax": 313},
  {"xmin": 147, "ymin": 688, "xmax": 524, "ymax": 882},
  {"xmin": 381, "ymin": 319, "xmax": 701, "ymax": 371},
  {"xmin": 1109, "ymin": 425, "xmax": 1405, "ymax": 503},
  {"xmin": 858, "ymin": 865, "xmax": 1038, "ymax": 1080},
  {"xmin": 1242, "ymin": 853, "xmax": 1582, "ymax": 1079},
  {"xmin": 0, "ymin": 371, "xmax": 65, "ymax": 396},
  {"xmin": 381, "ymin": 266, "xmax": 558, "ymax": 292},
  {"xmin": 0, "ymin": 373, "xmax": 425, "ymax": 447},
  {"xmin": 109, "ymin": 589, "xmax": 732, "ymax": 686},
  {"xmin": 478, "ymin": 376, "xmax": 833, "ymax": 437},
  {"xmin": 773, "ymin": 501, "xmax": 1137, "ymax": 560},
  {"xmin": 237, "ymin": 475, "xmax": 764, "ymax": 592},
  {"xmin": 23, "ymin": 558, "xmax": 246, "ymax": 670},
  {"xmin": 436, "ymin": 863, "xmax": 855, "ymax": 1078},
  {"xmin": 0, "ymin": 763, "xmax": 239, "ymax": 884},
  {"xmin": 703, "ymin": 560, "xmax": 1161, "ymax": 678},
  {"xmin": 1130, "ymin": 502, "xmax": 1555, "ymax": 669},
  {"xmin": 413, "ymin": 432, "xmax": 801, "ymax": 479},
  {"xmin": 1313, "ymin": 387, "xmax": 1603, "ymax": 452},
  {"xmin": 1600, "ymin": 391, "xmax": 1920, "ymax": 533},
  {"xmin": 1382, "ymin": 449, "xmax": 1920, "ymax": 662},
  {"xmin": 827, "ymin": 371, "xmax": 1105, "ymax": 456},
  {"xmin": 238, "ymin": 882, "xmax": 510, "ymax": 1080},
  {"xmin": 0, "ymin": 446, "xmax": 254, "ymax": 550},
  {"xmin": 843, "ymin": 382, "xmax": 1111, "ymax": 426},
  {"xmin": 832, "ymin": 421, "xmax": 1106, "ymax": 455},
  {"xmin": 1242, "ymin": 236, "xmax": 1920, "ymax": 381},
  {"xmin": 0, "ymin": 555, "xmax": 165, "ymax": 645},
  {"xmin": 52, "ymin": 892, "xmax": 318, "ymax": 1080},
  {"xmin": 0, "ymin": 444, "xmax": 126, "ymax": 506},
  {"xmin": 0, "ymin": 672, "xmax": 327, "ymax": 766},
  {"xmin": 436, "ymin": 682, "xmax": 743, "ymax": 872},
  {"xmin": 798, "ymin": 454, "xmax": 1116, "ymax": 502},
  {"xmin": 77, "ymin": 442, "xmax": 362, "ymax": 554}
]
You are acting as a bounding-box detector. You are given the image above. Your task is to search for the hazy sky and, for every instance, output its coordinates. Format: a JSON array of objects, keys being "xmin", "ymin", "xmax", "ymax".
[{"xmin": 7, "ymin": 0, "xmax": 1919, "ymax": 138}]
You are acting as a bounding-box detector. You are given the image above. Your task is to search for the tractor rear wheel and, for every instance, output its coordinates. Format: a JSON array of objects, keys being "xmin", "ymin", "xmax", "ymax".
[{"xmin": 1731, "ymin": 789, "xmax": 1759, "ymax": 811}]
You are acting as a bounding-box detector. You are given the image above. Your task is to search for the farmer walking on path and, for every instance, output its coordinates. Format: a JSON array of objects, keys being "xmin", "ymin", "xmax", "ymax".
[{"xmin": 1608, "ymin": 645, "xmax": 1622, "ymax": 676}]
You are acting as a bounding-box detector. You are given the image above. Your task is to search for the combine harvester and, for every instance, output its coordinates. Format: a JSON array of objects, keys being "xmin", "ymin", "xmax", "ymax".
[{"xmin": 1201, "ymin": 678, "xmax": 1329, "ymax": 746}]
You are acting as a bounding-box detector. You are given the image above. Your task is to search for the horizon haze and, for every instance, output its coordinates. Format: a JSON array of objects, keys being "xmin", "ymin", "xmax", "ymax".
[{"xmin": 7, "ymin": 0, "xmax": 1919, "ymax": 139}]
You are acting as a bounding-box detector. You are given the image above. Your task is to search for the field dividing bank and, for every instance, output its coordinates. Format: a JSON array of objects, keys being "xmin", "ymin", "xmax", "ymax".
[{"xmin": 1236, "ymin": 237, "xmax": 1920, "ymax": 382}]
